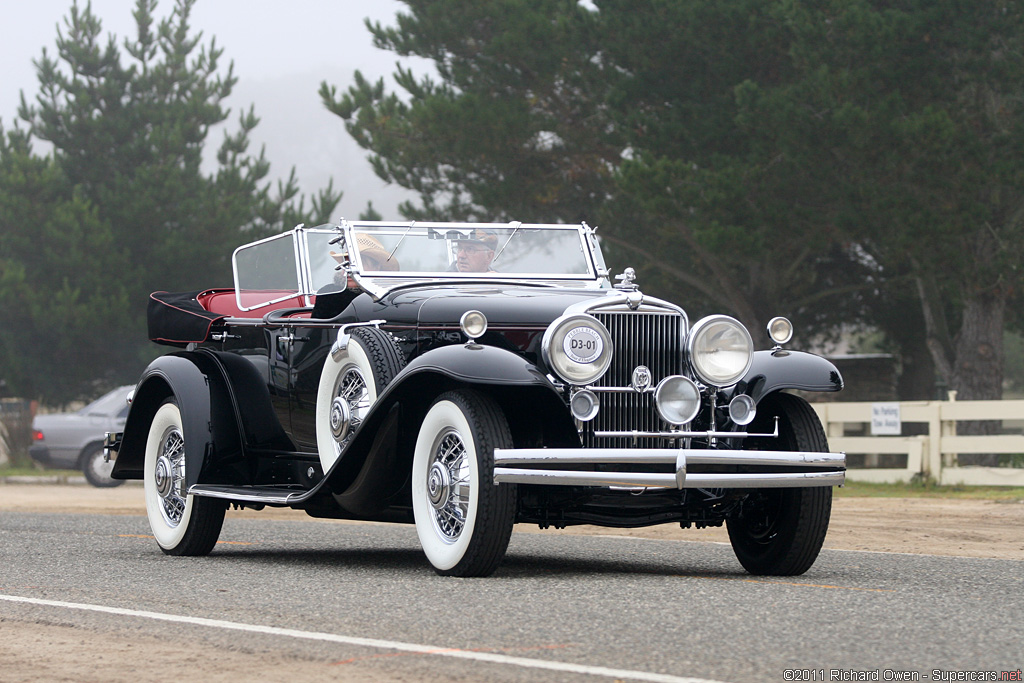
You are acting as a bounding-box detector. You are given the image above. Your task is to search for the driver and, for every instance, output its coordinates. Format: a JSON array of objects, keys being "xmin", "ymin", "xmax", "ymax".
[{"xmin": 452, "ymin": 229, "xmax": 498, "ymax": 272}]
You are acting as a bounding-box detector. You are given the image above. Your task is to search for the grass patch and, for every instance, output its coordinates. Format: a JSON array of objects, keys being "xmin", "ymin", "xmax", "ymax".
[
  {"xmin": 838, "ymin": 479, "xmax": 1024, "ymax": 501},
  {"xmin": 0, "ymin": 465, "xmax": 79, "ymax": 478}
]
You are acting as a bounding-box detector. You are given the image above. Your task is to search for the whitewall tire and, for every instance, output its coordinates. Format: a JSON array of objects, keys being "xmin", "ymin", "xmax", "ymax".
[
  {"xmin": 412, "ymin": 390, "xmax": 515, "ymax": 577},
  {"xmin": 316, "ymin": 326, "xmax": 405, "ymax": 474},
  {"xmin": 144, "ymin": 400, "xmax": 224, "ymax": 555}
]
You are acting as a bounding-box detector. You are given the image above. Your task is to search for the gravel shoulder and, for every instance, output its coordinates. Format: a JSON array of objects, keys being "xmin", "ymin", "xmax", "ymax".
[{"xmin": 2, "ymin": 483, "xmax": 1022, "ymax": 560}]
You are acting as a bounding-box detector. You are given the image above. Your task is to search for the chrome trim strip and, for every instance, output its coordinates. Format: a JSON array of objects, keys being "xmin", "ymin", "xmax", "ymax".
[
  {"xmin": 493, "ymin": 448, "xmax": 845, "ymax": 468},
  {"xmin": 492, "ymin": 447, "xmax": 845, "ymax": 489},
  {"xmin": 493, "ymin": 468, "xmax": 845, "ymax": 489},
  {"xmin": 590, "ymin": 386, "xmax": 656, "ymax": 394}
]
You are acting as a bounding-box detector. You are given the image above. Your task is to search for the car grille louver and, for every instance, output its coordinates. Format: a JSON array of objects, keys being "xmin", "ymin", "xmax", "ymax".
[{"xmin": 585, "ymin": 309, "xmax": 686, "ymax": 449}]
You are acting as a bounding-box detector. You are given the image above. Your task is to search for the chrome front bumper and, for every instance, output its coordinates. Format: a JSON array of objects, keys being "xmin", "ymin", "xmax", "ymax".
[{"xmin": 492, "ymin": 448, "xmax": 845, "ymax": 489}]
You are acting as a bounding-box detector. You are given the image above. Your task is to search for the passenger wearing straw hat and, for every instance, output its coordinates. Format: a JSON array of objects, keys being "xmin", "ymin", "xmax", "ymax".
[{"xmin": 330, "ymin": 234, "xmax": 399, "ymax": 288}]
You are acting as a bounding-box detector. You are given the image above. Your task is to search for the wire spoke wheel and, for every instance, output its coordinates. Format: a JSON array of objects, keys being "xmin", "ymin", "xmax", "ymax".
[
  {"xmin": 143, "ymin": 399, "xmax": 224, "ymax": 556},
  {"xmin": 316, "ymin": 327, "xmax": 405, "ymax": 474},
  {"xmin": 331, "ymin": 365, "xmax": 369, "ymax": 447},
  {"xmin": 426, "ymin": 429, "xmax": 472, "ymax": 542},
  {"xmin": 154, "ymin": 426, "xmax": 187, "ymax": 528},
  {"xmin": 412, "ymin": 390, "xmax": 516, "ymax": 577}
]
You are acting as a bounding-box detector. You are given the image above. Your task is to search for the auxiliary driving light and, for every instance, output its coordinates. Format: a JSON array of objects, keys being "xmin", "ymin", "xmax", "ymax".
[
  {"xmin": 767, "ymin": 316, "xmax": 794, "ymax": 346},
  {"xmin": 728, "ymin": 394, "xmax": 757, "ymax": 426},
  {"xmin": 460, "ymin": 310, "xmax": 488, "ymax": 339},
  {"xmin": 570, "ymin": 389, "xmax": 600, "ymax": 422},
  {"xmin": 654, "ymin": 376, "xmax": 701, "ymax": 426}
]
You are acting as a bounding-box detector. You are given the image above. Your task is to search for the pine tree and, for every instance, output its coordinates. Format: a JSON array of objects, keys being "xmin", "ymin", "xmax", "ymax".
[
  {"xmin": 2, "ymin": 0, "xmax": 342, "ymax": 403},
  {"xmin": 325, "ymin": 0, "xmax": 1024, "ymax": 411}
]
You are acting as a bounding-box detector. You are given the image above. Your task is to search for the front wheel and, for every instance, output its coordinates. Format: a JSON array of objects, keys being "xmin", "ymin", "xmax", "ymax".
[
  {"xmin": 81, "ymin": 444, "xmax": 124, "ymax": 488},
  {"xmin": 727, "ymin": 393, "xmax": 833, "ymax": 576},
  {"xmin": 412, "ymin": 390, "xmax": 516, "ymax": 577},
  {"xmin": 144, "ymin": 399, "xmax": 225, "ymax": 556}
]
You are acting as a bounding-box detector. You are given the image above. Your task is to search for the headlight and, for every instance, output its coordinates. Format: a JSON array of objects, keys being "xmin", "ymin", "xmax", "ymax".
[
  {"xmin": 687, "ymin": 315, "xmax": 753, "ymax": 387},
  {"xmin": 541, "ymin": 314, "xmax": 613, "ymax": 385}
]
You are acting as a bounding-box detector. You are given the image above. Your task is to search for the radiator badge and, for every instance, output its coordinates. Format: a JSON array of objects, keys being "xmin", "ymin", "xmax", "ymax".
[{"xmin": 631, "ymin": 365, "xmax": 652, "ymax": 393}]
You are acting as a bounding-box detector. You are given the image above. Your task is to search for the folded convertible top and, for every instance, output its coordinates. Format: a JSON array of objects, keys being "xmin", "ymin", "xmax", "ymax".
[{"xmin": 147, "ymin": 290, "xmax": 226, "ymax": 347}]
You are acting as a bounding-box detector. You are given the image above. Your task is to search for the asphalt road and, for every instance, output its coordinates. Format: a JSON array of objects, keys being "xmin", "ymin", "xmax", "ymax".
[{"xmin": 1, "ymin": 511, "xmax": 1021, "ymax": 683}]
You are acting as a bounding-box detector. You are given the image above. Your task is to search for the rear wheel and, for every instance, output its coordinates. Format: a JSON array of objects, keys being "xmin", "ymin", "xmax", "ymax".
[
  {"xmin": 81, "ymin": 443, "xmax": 124, "ymax": 488},
  {"xmin": 412, "ymin": 390, "xmax": 516, "ymax": 577},
  {"xmin": 727, "ymin": 393, "xmax": 833, "ymax": 576},
  {"xmin": 144, "ymin": 399, "xmax": 225, "ymax": 556}
]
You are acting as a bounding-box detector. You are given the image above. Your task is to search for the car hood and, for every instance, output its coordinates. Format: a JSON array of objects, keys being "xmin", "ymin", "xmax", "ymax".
[{"xmin": 358, "ymin": 285, "xmax": 611, "ymax": 327}]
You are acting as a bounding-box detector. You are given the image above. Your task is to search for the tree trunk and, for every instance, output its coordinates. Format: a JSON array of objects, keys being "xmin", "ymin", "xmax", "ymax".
[
  {"xmin": 897, "ymin": 335, "xmax": 938, "ymax": 401},
  {"xmin": 951, "ymin": 290, "xmax": 1006, "ymax": 466}
]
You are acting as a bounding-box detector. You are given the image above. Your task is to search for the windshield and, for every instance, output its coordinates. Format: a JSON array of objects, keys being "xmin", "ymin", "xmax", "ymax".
[
  {"xmin": 323, "ymin": 222, "xmax": 595, "ymax": 282},
  {"xmin": 234, "ymin": 222, "xmax": 604, "ymax": 310}
]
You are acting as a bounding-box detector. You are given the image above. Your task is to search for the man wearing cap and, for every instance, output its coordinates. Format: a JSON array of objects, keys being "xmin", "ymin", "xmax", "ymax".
[{"xmin": 453, "ymin": 229, "xmax": 498, "ymax": 272}]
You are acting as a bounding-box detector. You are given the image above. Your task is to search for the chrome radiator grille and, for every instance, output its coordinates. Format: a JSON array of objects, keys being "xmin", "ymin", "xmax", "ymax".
[{"xmin": 584, "ymin": 310, "xmax": 687, "ymax": 448}]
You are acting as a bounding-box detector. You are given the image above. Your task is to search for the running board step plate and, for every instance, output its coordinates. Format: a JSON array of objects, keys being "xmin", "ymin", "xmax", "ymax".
[{"xmin": 188, "ymin": 484, "xmax": 308, "ymax": 505}]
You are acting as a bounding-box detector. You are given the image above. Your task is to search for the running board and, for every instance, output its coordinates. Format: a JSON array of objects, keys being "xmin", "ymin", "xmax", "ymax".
[{"xmin": 188, "ymin": 484, "xmax": 310, "ymax": 505}]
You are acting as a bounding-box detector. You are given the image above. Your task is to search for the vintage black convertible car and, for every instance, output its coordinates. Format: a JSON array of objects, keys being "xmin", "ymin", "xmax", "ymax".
[{"xmin": 106, "ymin": 220, "xmax": 845, "ymax": 576}]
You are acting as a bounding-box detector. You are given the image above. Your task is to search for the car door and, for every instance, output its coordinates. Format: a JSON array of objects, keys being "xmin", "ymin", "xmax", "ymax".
[
  {"xmin": 285, "ymin": 325, "xmax": 331, "ymax": 451},
  {"xmin": 267, "ymin": 327, "xmax": 294, "ymax": 437}
]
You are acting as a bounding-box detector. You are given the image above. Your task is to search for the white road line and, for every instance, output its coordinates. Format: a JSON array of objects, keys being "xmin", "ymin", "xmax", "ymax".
[{"xmin": 0, "ymin": 594, "xmax": 725, "ymax": 683}]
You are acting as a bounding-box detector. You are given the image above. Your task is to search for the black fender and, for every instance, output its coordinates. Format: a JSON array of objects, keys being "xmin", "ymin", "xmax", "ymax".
[
  {"xmin": 112, "ymin": 350, "xmax": 290, "ymax": 485},
  {"xmin": 325, "ymin": 343, "xmax": 576, "ymax": 514},
  {"xmin": 111, "ymin": 353, "xmax": 213, "ymax": 485},
  {"xmin": 728, "ymin": 349, "xmax": 844, "ymax": 405},
  {"xmin": 385, "ymin": 342, "xmax": 579, "ymax": 450},
  {"xmin": 398, "ymin": 342, "xmax": 553, "ymax": 386}
]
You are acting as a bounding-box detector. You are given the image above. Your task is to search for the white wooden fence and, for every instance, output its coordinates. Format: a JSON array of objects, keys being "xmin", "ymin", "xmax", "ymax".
[{"xmin": 812, "ymin": 399, "xmax": 1024, "ymax": 486}]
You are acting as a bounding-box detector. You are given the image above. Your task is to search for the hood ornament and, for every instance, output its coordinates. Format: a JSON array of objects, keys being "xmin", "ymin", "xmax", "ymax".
[
  {"xmin": 614, "ymin": 267, "xmax": 643, "ymax": 308},
  {"xmin": 614, "ymin": 267, "xmax": 637, "ymax": 290}
]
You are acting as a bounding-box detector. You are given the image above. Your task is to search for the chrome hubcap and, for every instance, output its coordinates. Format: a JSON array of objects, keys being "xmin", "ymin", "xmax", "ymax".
[
  {"xmin": 154, "ymin": 426, "xmax": 186, "ymax": 528},
  {"xmin": 331, "ymin": 366, "xmax": 368, "ymax": 450},
  {"xmin": 154, "ymin": 455, "xmax": 174, "ymax": 498},
  {"xmin": 330, "ymin": 396, "xmax": 351, "ymax": 442},
  {"xmin": 427, "ymin": 429, "xmax": 471, "ymax": 543},
  {"xmin": 427, "ymin": 462, "xmax": 451, "ymax": 509}
]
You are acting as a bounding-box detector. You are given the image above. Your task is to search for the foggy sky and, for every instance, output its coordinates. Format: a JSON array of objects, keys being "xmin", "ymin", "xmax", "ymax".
[{"xmin": 1, "ymin": 0, "xmax": 425, "ymax": 218}]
